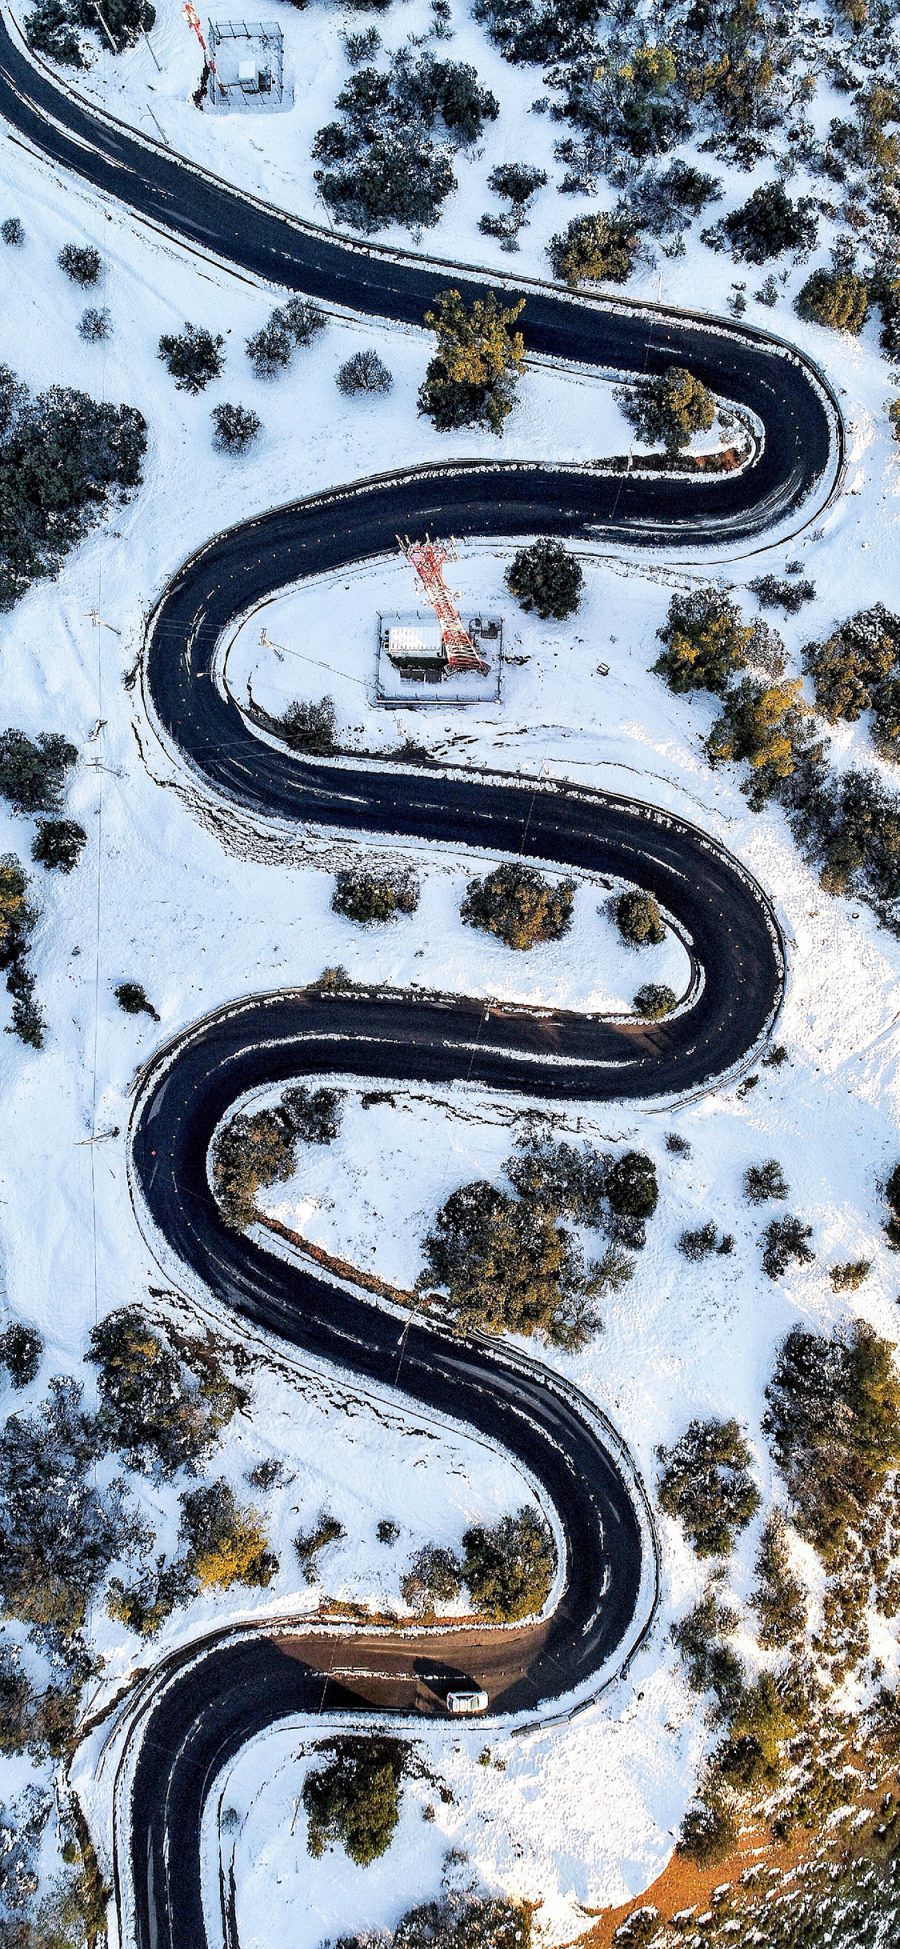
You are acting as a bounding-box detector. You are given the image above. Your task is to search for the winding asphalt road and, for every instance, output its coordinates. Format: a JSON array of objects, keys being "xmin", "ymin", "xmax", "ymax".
[{"xmin": 0, "ymin": 13, "xmax": 845, "ymax": 1946}]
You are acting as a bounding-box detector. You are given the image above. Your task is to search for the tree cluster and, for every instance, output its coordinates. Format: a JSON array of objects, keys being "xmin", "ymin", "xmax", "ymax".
[
  {"xmin": 0, "ymin": 363, "xmax": 146, "ymax": 609},
  {"xmin": 0, "ymin": 854, "xmax": 44, "ymax": 1049},
  {"xmin": 313, "ymin": 51, "xmax": 498, "ymax": 233},
  {"xmin": 765, "ymin": 1321, "xmax": 900, "ymax": 1560},
  {"xmin": 803, "ymin": 605, "xmax": 900, "ymax": 759},
  {"xmin": 179, "ymin": 1478, "xmax": 277, "ymax": 1591},
  {"xmin": 460, "ymin": 861, "xmax": 574, "ymax": 950},
  {"xmin": 27, "ymin": 0, "xmax": 152, "ymax": 60},
  {"xmin": 213, "ymin": 1084, "xmax": 341, "ymax": 1230},
  {"xmin": 418, "ymin": 289, "xmax": 525, "ymax": 435},
  {"xmin": 402, "ymin": 1507, "xmax": 554, "ymax": 1622},
  {"xmin": 86, "ymin": 1307, "xmax": 244, "ymax": 1477},
  {"xmin": 245, "ymin": 297, "xmax": 325, "ymax": 379},
  {"xmin": 654, "ymin": 586, "xmax": 782, "ymax": 696},
  {"xmin": 721, "ymin": 182, "xmax": 818, "ymax": 263}
]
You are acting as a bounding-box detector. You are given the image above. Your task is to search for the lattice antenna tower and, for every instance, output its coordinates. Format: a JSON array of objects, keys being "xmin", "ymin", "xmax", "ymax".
[{"xmin": 398, "ymin": 535, "xmax": 489, "ymax": 675}]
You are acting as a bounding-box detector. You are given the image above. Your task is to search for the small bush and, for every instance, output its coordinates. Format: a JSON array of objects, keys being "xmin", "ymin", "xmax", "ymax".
[
  {"xmin": 488, "ymin": 162, "xmax": 547, "ymax": 205},
  {"xmin": 633, "ymin": 981, "xmax": 676, "ymax": 1018},
  {"xmin": 548, "ymin": 212, "xmax": 638, "ymax": 286},
  {"xmin": 279, "ymin": 696, "xmax": 337, "ymax": 755},
  {"xmin": 114, "ymin": 980, "xmax": 159, "ymax": 1020},
  {"xmin": 401, "ymin": 1542, "xmax": 462, "ymax": 1612},
  {"xmin": 1, "ymin": 218, "xmax": 24, "ymax": 247},
  {"xmin": 295, "ymin": 1511, "xmax": 346, "ymax": 1582},
  {"xmin": 332, "ymin": 864, "xmax": 419, "ymax": 924},
  {"xmin": 158, "ymin": 322, "xmax": 225, "ymax": 393},
  {"xmin": 751, "ymin": 1509, "xmax": 806, "ymax": 1648},
  {"xmin": 245, "ymin": 320, "xmax": 292, "ymax": 378},
  {"xmin": 605, "ymin": 1149, "xmax": 658, "ymax": 1219},
  {"xmin": 504, "ymin": 537, "xmax": 583, "ymax": 619},
  {"xmin": 657, "ymin": 1417, "xmax": 760, "ymax": 1557},
  {"xmin": 460, "ymin": 861, "xmax": 574, "ymax": 950},
  {"xmin": 212, "ymin": 401, "xmax": 261, "ymax": 453},
  {"xmin": 88, "ymin": 1306, "xmax": 243, "ymax": 1476},
  {"xmin": 744, "ymin": 1159, "xmax": 788, "ymax": 1203},
  {"xmin": 337, "ymin": 349, "xmax": 393, "ymax": 395},
  {"xmin": 761, "ymin": 1214, "xmax": 814, "ymax": 1278},
  {"xmin": 724, "ymin": 183, "xmax": 818, "ymax": 265},
  {"xmin": 615, "ymin": 888, "xmax": 665, "ymax": 945},
  {"xmin": 678, "ymin": 1222, "xmax": 734, "ymax": 1260},
  {"xmin": 58, "ymin": 243, "xmax": 101, "ymax": 286},
  {"xmin": 749, "ymin": 573, "xmax": 816, "ymax": 614},
  {"xmin": 830, "ymin": 1259, "xmax": 871, "ymax": 1291},
  {"xmin": 78, "ymin": 306, "xmax": 111, "ymax": 343},
  {"xmin": 31, "ymin": 818, "xmax": 86, "ymax": 873},
  {"xmin": 0, "ymin": 1323, "xmax": 42, "ymax": 1388},
  {"xmin": 376, "ymin": 1518, "xmax": 399, "ymax": 1544}
]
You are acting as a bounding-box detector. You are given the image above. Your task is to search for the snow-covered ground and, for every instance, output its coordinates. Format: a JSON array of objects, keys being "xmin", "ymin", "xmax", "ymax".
[{"xmin": 2, "ymin": 4, "xmax": 900, "ymax": 1942}]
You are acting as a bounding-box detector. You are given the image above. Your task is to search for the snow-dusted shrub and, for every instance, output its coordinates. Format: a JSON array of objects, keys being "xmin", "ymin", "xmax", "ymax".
[
  {"xmin": 294, "ymin": 1510, "xmax": 345, "ymax": 1583},
  {"xmin": 368, "ymin": 1892, "xmax": 532, "ymax": 1949},
  {"xmin": 749, "ymin": 573, "xmax": 816, "ymax": 615},
  {"xmin": 0, "ymin": 729, "xmax": 76, "ymax": 814},
  {"xmin": 830, "ymin": 1259, "xmax": 871, "ymax": 1291},
  {"xmin": 420, "ymin": 1177, "xmax": 605, "ymax": 1347},
  {"xmin": 707, "ymin": 678, "xmax": 811, "ymax": 805},
  {"xmin": 654, "ymin": 587, "xmax": 776, "ymax": 696},
  {"xmin": 278, "ymin": 695, "xmax": 337, "ymax": 754},
  {"xmin": 26, "ymin": 0, "xmax": 84, "ymax": 64},
  {"xmin": 58, "ymin": 242, "xmax": 101, "ymax": 285},
  {"xmin": 114, "ymin": 979, "xmax": 159, "ymax": 1020},
  {"xmin": 657, "ymin": 1417, "xmax": 760, "ymax": 1557},
  {"xmin": 615, "ymin": 888, "xmax": 665, "ymax": 946},
  {"xmin": 0, "ymin": 1323, "xmax": 42, "ymax": 1389},
  {"xmin": 1, "ymin": 218, "xmax": 24, "ymax": 247},
  {"xmin": 31, "ymin": 817, "xmax": 86, "ymax": 874},
  {"xmin": 461, "ymin": 861, "xmax": 574, "ymax": 950},
  {"xmin": 750, "ymin": 1509, "xmax": 807, "ymax": 1649},
  {"xmin": 487, "ymin": 161, "xmax": 547, "ymax": 204},
  {"xmin": 678, "ymin": 1222, "xmax": 734, "ymax": 1260},
  {"xmin": 211, "ymin": 401, "xmax": 261, "ymax": 453},
  {"xmin": 213, "ymin": 1086, "xmax": 338, "ymax": 1230},
  {"xmin": 617, "ymin": 364, "xmax": 715, "ymax": 455},
  {"xmin": 760, "ymin": 1213, "xmax": 813, "ymax": 1278},
  {"xmin": 78, "ymin": 305, "xmax": 111, "ymax": 343},
  {"xmin": 158, "ymin": 321, "xmax": 224, "ymax": 393},
  {"xmin": 336, "ymin": 348, "xmax": 393, "ymax": 395},
  {"xmin": 795, "ymin": 267, "xmax": 870, "ymax": 333},
  {"xmin": 461, "ymin": 1506, "xmax": 554, "ymax": 1621},
  {"xmin": 342, "ymin": 23, "xmax": 381, "ymax": 62},
  {"xmin": 401, "ymin": 1542, "xmax": 462, "ymax": 1612},
  {"xmin": 332, "ymin": 864, "xmax": 419, "ymax": 924},
  {"xmin": 743, "ymin": 1158, "xmax": 788, "ymax": 1203},
  {"xmin": 504, "ymin": 536, "xmax": 583, "ymax": 619}
]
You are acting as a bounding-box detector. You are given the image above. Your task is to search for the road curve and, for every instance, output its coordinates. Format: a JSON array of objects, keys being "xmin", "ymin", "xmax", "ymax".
[{"xmin": 0, "ymin": 15, "xmax": 837, "ymax": 1947}]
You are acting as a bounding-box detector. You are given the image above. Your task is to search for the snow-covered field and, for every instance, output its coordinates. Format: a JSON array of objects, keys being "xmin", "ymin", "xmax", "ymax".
[{"xmin": 2, "ymin": 0, "xmax": 900, "ymax": 1940}]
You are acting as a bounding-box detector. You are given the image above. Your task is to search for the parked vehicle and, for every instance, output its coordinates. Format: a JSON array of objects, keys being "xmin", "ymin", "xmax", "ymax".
[{"xmin": 446, "ymin": 1688, "xmax": 489, "ymax": 1714}]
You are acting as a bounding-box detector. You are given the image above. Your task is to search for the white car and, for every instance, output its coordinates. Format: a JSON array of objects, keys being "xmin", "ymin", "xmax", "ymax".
[{"xmin": 446, "ymin": 1689, "xmax": 489, "ymax": 1715}]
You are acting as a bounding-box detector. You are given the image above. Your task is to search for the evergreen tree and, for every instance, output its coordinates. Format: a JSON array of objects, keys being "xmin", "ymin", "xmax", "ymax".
[
  {"xmin": 303, "ymin": 1737, "xmax": 405, "ymax": 1865},
  {"xmin": 657, "ymin": 1417, "xmax": 760, "ymax": 1557},
  {"xmin": 618, "ymin": 365, "xmax": 716, "ymax": 455},
  {"xmin": 461, "ymin": 1506, "xmax": 554, "ymax": 1621},
  {"xmin": 418, "ymin": 289, "xmax": 526, "ymax": 435},
  {"xmin": 158, "ymin": 323, "xmax": 225, "ymax": 394},
  {"xmin": 654, "ymin": 587, "xmax": 767, "ymax": 695},
  {"xmin": 504, "ymin": 537, "xmax": 583, "ymax": 619},
  {"xmin": 460, "ymin": 861, "xmax": 574, "ymax": 949},
  {"xmin": 548, "ymin": 213, "xmax": 639, "ymax": 285},
  {"xmin": 615, "ymin": 888, "xmax": 665, "ymax": 945},
  {"xmin": 179, "ymin": 1479, "xmax": 277, "ymax": 1590},
  {"xmin": 795, "ymin": 268, "xmax": 870, "ymax": 334}
]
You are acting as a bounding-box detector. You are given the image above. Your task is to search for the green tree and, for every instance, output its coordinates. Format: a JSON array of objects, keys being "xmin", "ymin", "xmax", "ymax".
[
  {"xmin": 615, "ymin": 888, "xmax": 665, "ymax": 945},
  {"xmin": 31, "ymin": 817, "xmax": 86, "ymax": 873},
  {"xmin": 657, "ymin": 1417, "xmax": 760, "ymax": 1557},
  {"xmin": 303, "ymin": 1737, "xmax": 405, "ymax": 1865},
  {"xmin": 618, "ymin": 365, "xmax": 716, "ymax": 455},
  {"xmin": 0, "ymin": 729, "xmax": 77, "ymax": 812},
  {"xmin": 180, "ymin": 1479, "xmax": 277, "ymax": 1590},
  {"xmin": 158, "ymin": 322, "xmax": 225, "ymax": 393},
  {"xmin": 461, "ymin": 1506, "xmax": 554, "ymax": 1621},
  {"xmin": 795, "ymin": 268, "xmax": 870, "ymax": 334},
  {"xmin": 460, "ymin": 861, "xmax": 574, "ymax": 949},
  {"xmin": 724, "ymin": 182, "xmax": 818, "ymax": 264},
  {"xmin": 332, "ymin": 864, "xmax": 419, "ymax": 924},
  {"xmin": 750, "ymin": 1509, "xmax": 806, "ymax": 1648},
  {"xmin": 278, "ymin": 695, "xmax": 337, "ymax": 755},
  {"xmin": 504, "ymin": 537, "xmax": 583, "ymax": 619},
  {"xmin": 548, "ymin": 213, "xmax": 639, "ymax": 286},
  {"xmin": 418, "ymin": 289, "xmax": 526, "ymax": 435},
  {"xmin": 87, "ymin": 1306, "xmax": 243, "ymax": 1476},
  {"xmin": 707, "ymin": 678, "xmax": 810, "ymax": 799},
  {"xmin": 654, "ymin": 587, "xmax": 762, "ymax": 695}
]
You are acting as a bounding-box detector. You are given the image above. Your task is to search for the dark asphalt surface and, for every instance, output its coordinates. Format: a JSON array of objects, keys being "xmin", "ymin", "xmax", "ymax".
[{"xmin": 0, "ymin": 17, "xmax": 840, "ymax": 1945}]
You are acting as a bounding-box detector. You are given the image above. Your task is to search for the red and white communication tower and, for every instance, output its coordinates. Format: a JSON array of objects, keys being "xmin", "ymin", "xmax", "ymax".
[
  {"xmin": 183, "ymin": 2, "xmax": 220, "ymax": 94},
  {"xmin": 398, "ymin": 535, "xmax": 489, "ymax": 676}
]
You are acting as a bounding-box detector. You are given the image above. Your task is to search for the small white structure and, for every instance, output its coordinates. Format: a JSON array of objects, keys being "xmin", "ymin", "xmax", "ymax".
[
  {"xmin": 376, "ymin": 611, "xmax": 502, "ymax": 707},
  {"xmin": 207, "ymin": 20, "xmax": 286, "ymax": 109}
]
